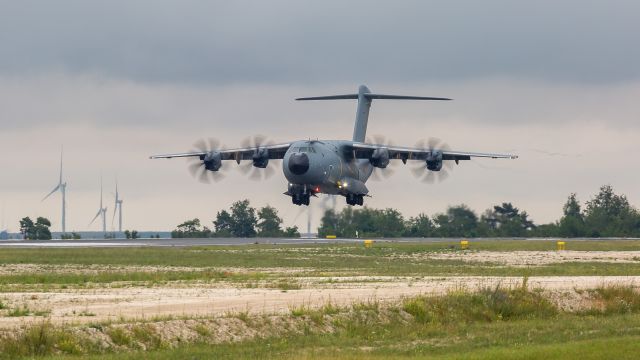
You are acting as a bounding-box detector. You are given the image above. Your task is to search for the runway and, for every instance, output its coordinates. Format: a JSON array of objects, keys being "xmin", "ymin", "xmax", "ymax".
[{"xmin": 0, "ymin": 237, "xmax": 364, "ymax": 247}]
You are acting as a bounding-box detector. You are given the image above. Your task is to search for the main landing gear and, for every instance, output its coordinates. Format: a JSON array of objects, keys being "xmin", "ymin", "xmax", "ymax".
[
  {"xmin": 346, "ymin": 194, "xmax": 364, "ymax": 206},
  {"xmin": 292, "ymin": 193, "xmax": 310, "ymax": 206}
]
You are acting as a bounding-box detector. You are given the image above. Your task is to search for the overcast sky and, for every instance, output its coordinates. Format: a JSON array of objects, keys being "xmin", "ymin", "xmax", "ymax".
[{"xmin": 1, "ymin": 1, "xmax": 639, "ymax": 233}]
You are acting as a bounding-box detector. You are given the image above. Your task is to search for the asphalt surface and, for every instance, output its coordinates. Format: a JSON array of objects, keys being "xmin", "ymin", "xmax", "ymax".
[{"xmin": 0, "ymin": 237, "xmax": 366, "ymax": 247}]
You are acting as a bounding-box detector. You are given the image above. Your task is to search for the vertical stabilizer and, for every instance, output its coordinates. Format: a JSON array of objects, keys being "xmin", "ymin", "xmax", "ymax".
[{"xmin": 353, "ymin": 85, "xmax": 371, "ymax": 142}]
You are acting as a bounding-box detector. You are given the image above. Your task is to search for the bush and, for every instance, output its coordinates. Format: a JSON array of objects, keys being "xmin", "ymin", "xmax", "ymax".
[{"xmin": 402, "ymin": 285, "xmax": 557, "ymax": 324}]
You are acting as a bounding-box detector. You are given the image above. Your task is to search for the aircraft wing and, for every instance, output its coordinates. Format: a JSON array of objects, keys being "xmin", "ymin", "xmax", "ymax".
[
  {"xmin": 350, "ymin": 143, "xmax": 517, "ymax": 162},
  {"xmin": 149, "ymin": 143, "xmax": 292, "ymax": 161}
]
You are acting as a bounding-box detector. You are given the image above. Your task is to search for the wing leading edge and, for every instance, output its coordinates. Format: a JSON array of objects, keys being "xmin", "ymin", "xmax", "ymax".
[
  {"xmin": 350, "ymin": 143, "xmax": 517, "ymax": 162},
  {"xmin": 150, "ymin": 143, "xmax": 292, "ymax": 161}
]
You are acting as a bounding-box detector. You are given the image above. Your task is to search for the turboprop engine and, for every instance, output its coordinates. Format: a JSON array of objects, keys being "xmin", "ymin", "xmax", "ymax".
[
  {"xmin": 203, "ymin": 151, "xmax": 222, "ymax": 171},
  {"xmin": 370, "ymin": 148, "xmax": 390, "ymax": 168},
  {"xmin": 252, "ymin": 148, "xmax": 269, "ymax": 168},
  {"xmin": 426, "ymin": 151, "xmax": 443, "ymax": 171}
]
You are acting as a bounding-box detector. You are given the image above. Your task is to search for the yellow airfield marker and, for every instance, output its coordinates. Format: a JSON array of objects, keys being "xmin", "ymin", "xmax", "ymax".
[
  {"xmin": 460, "ymin": 240, "xmax": 469, "ymax": 250},
  {"xmin": 557, "ymin": 241, "xmax": 566, "ymax": 251}
]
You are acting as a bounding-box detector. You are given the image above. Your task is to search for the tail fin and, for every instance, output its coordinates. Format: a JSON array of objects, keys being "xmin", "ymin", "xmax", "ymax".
[{"xmin": 296, "ymin": 85, "xmax": 450, "ymax": 142}]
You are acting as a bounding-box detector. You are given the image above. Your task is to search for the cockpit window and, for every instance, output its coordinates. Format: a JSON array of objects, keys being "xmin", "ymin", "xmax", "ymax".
[{"xmin": 293, "ymin": 146, "xmax": 316, "ymax": 153}]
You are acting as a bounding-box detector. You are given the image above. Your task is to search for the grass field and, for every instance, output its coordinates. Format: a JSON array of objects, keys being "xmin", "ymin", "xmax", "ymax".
[
  {"xmin": 1, "ymin": 240, "xmax": 639, "ymax": 359},
  {"xmin": 3, "ymin": 285, "xmax": 640, "ymax": 359},
  {"xmin": 0, "ymin": 240, "xmax": 640, "ymax": 285}
]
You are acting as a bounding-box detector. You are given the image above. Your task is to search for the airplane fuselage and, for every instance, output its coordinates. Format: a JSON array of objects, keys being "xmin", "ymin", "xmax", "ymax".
[{"xmin": 282, "ymin": 140, "xmax": 373, "ymax": 205}]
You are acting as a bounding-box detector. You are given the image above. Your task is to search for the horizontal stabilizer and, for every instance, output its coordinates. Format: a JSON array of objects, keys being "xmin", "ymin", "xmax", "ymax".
[
  {"xmin": 296, "ymin": 94, "xmax": 451, "ymax": 101},
  {"xmin": 296, "ymin": 94, "xmax": 358, "ymax": 100},
  {"xmin": 296, "ymin": 85, "xmax": 452, "ymax": 142},
  {"xmin": 365, "ymin": 94, "xmax": 451, "ymax": 101}
]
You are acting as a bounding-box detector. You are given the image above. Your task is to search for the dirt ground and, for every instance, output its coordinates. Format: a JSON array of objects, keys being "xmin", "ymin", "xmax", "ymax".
[
  {"xmin": 1, "ymin": 275, "xmax": 637, "ymax": 329},
  {"xmin": 425, "ymin": 250, "xmax": 640, "ymax": 266}
]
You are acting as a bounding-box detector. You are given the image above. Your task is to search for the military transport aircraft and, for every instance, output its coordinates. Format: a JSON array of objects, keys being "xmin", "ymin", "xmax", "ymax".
[{"xmin": 151, "ymin": 85, "xmax": 517, "ymax": 206}]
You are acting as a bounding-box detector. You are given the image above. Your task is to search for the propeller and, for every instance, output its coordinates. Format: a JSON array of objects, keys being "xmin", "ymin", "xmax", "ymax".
[
  {"xmin": 239, "ymin": 135, "xmax": 277, "ymax": 181},
  {"xmin": 366, "ymin": 135, "xmax": 399, "ymax": 181},
  {"xmin": 411, "ymin": 137, "xmax": 454, "ymax": 183},
  {"xmin": 187, "ymin": 138, "xmax": 225, "ymax": 183}
]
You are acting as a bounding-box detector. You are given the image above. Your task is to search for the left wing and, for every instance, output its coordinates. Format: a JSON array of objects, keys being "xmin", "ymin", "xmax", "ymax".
[
  {"xmin": 350, "ymin": 143, "xmax": 517, "ymax": 163},
  {"xmin": 150, "ymin": 143, "xmax": 291, "ymax": 162}
]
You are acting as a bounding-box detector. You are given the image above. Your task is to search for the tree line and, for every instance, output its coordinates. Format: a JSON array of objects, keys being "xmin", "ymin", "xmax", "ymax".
[
  {"xmin": 318, "ymin": 185, "xmax": 640, "ymax": 238},
  {"xmin": 172, "ymin": 200, "xmax": 300, "ymax": 238}
]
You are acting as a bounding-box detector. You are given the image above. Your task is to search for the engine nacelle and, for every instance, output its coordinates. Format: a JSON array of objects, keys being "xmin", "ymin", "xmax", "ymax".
[
  {"xmin": 426, "ymin": 151, "xmax": 443, "ymax": 171},
  {"xmin": 203, "ymin": 151, "xmax": 222, "ymax": 171},
  {"xmin": 252, "ymin": 148, "xmax": 269, "ymax": 168},
  {"xmin": 370, "ymin": 148, "xmax": 390, "ymax": 168}
]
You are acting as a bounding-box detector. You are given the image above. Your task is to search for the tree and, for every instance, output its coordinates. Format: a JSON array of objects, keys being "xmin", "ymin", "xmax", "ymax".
[
  {"xmin": 19, "ymin": 217, "xmax": 52, "ymax": 240},
  {"xmin": 213, "ymin": 210, "xmax": 233, "ymax": 237},
  {"xmin": 558, "ymin": 193, "xmax": 584, "ymax": 237},
  {"xmin": 404, "ymin": 214, "xmax": 434, "ymax": 237},
  {"xmin": 256, "ymin": 205, "xmax": 284, "ymax": 237},
  {"xmin": 172, "ymin": 218, "xmax": 211, "ymax": 238},
  {"xmin": 433, "ymin": 205, "xmax": 479, "ymax": 237},
  {"xmin": 19, "ymin": 217, "xmax": 34, "ymax": 240},
  {"xmin": 376, "ymin": 209, "xmax": 405, "ymax": 237},
  {"xmin": 318, "ymin": 209, "xmax": 340, "ymax": 237},
  {"xmin": 229, "ymin": 200, "xmax": 257, "ymax": 237},
  {"xmin": 482, "ymin": 203, "xmax": 535, "ymax": 237},
  {"xmin": 583, "ymin": 185, "xmax": 640, "ymax": 237},
  {"xmin": 283, "ymin": 226, "xmax": 300, "ymax": 237}
]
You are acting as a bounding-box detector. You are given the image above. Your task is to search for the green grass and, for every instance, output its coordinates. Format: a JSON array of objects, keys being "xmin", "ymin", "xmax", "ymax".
[
  {"xmin": 0, "ymin": 241, "xmax": 640, "ymax": 288},
  {"xmin": 0, "ymin": 269, "xmax": 267, "ymax": 288},
  {"xmin": 0, "ymin": 284, "xmax": 638, "ymax": 359},
  {"xmin": 0, "ymin": 240, "xmax": 639, "ymax": 268},
  {"xmin": 41, "ymin": 314, "xmax": 640, "ymax": 360}
]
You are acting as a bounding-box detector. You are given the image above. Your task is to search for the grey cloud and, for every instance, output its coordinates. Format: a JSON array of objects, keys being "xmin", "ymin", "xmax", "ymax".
[{"xmin": 1, "ymin": 1, "xmax": 639, "ymax": 85}]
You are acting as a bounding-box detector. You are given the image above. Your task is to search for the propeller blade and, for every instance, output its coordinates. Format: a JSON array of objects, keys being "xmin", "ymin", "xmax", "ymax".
[
  {"xmin": 411, "ymin": 165, "xmax": 425, "ymax": 178},
  {"xmin": 411, "ymin": 137, "xmax": 454, "ymax": 184},
  {"xmin": 188, "ymin": 161, "xmax": 203, "ymax": 177},
  {"xmin": 264, "ymin": 165, "xmax": 276, "ymax": 179},
  {"xmin": 238, "ymin": 162, "xmax": 253, "ymax": 175},
  {"xmin": 187, "ymin": 137, "xmax": 225, "ymax": 183},
  {"xmin": 248, "ymin": 169, "xmax": 262, "ymax": 181}
]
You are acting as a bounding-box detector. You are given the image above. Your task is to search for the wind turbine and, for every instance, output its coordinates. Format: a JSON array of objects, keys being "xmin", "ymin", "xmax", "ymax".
[
  {"xmin": 89, "ymin": 178, "xmax": 107, "ymax": 234},
  {"xmin": 43, "ymin": 148, "xmax": 67, "ymax": 233},
  {"xmin": 112, "ymin": 180, "xmax": 123, "ymax": 233}
]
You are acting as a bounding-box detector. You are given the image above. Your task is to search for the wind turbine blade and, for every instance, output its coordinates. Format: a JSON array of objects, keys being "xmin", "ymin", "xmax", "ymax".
[
  {"xmin": 59, "ymin": 157, "xmax": 63, "ymax": 184},
  {"xmin": 42, "ymin": 184, "xmax": 60, "ymax": 201},
  {"xmin": 89, "ymin": 209, "xmax": 101, "ymax": 225}
]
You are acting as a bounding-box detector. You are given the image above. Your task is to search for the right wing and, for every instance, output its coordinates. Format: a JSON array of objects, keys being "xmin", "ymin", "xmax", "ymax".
[
  {"xmin": 350, "ymin": 143, "xmax": 517, "ymax": 162},
  {"xmin": 149, "ymin": 143, "xmax": 292, "ymax": 162}
]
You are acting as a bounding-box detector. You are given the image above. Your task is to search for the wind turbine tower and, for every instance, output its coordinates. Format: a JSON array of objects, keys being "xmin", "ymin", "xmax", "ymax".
[
  {"xmin": 90, "ymin": 178, "xmax": 107, "ymax": 234},
  {"xmin": 113, "ymin": 180, "xmax": 123, "ymax": 233},
  {"xmin": 43, "ymin": 148, "xmax": 67, "ymax": 233}
]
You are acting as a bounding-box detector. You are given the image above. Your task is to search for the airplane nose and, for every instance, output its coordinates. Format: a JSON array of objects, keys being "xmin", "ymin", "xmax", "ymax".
[{"xmin": 288, "ymin": 153, "xmax": 309, "ymax": 175}]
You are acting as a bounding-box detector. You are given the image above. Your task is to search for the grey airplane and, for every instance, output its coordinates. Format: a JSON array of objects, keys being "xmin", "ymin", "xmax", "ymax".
[{"xmin": 151, "ymin": 85, "xmax": 517, "ymax": 206}]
